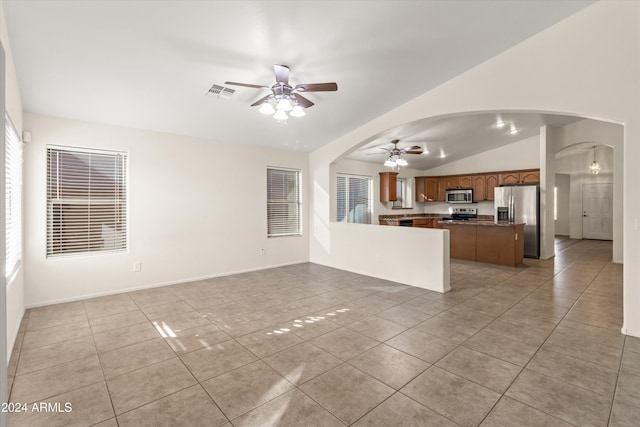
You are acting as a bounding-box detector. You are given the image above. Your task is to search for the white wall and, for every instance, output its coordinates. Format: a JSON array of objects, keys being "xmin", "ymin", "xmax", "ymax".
[
  {"xmin": 420, "ymin": 135, "xmax": 541, "ymax": 217},
  {"xmin": 423, "ymin": 135, "xmax": 540, "ymax": 176},
  {"xmin": 540, "ymin": 126, "xmax": 555, "ymax": 259},
  {"xmin": 331, "ymin": 223, "xmax": 449, "ymax": 292},
  {"xmin": 555, "ymin": 174, "xmax": 571, "ymax": 236},
  {"xmin": 1, "ymin": 1, "xmax": 24, "ymax": 360},
  {"xmin": 23, "ymin": 113, "xmax": 309, "ymax": 306},
  {"xmin": 309, "ymin": 1, "xmax": 640, "ymax": 336}
]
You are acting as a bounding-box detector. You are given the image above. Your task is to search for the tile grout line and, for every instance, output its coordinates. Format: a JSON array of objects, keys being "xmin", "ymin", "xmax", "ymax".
[{"xmin": 475, "ymin": 250, "xmax": 613, "ymax": 426}]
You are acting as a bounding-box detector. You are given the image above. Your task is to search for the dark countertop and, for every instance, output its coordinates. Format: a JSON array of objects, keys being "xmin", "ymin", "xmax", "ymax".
[
  {"xmin": 438, "ymin": 220, "xmax": 525, "ymax": 226},
  {"xmin": 380, "ymin": 214, "xmax": 495, "ymax": 224}
]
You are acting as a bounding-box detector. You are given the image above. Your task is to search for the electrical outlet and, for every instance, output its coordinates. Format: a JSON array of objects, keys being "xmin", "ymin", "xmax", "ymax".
[
  {"xmin": 133, "ymin": 261, "xmax": 142, "ymax": 272},
  {"xmin": 259, "ymin": 248, "xmax": 265, "ymax": 256}
]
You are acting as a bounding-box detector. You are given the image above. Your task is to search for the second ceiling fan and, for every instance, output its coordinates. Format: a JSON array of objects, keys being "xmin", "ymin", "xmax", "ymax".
[
  {"xmin": 374, "ymin": 139, "xmax": 424, "ymax": 168},
  {"xmin": 225, "ymin": 64, "xmax": 338, "ymax": 120}
]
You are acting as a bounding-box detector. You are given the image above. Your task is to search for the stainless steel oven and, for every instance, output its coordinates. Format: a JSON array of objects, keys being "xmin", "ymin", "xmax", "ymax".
[{"xmin": 445, "ymin": 188, "xmax": 473, "ymax": 204}]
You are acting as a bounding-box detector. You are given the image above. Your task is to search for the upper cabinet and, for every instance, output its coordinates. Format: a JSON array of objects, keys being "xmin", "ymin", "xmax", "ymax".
[
  {"xmin": 379, "ymin": 172, "xmax": 398, "ymax": 202},
  {"xmin": 473, "ymin": 174, "xmax": 498, "ymax": 201},
  {"xmin": 415, "ymin": 176, "xmax": 439, "ymax": 202},
  {"xmin": 498, "ymin": 169, "xmax": 540, "ymax": 185},
  {"xmin": 485, "ymin": 174, "xmax": 498, "ymax": 200},
  {"xmin": 458, "ymin": 175, "xmax": 473, "ymax": 188},
  {"xmin": 415, "ymin": 169, "xmax": 539, "ymax": 202}
]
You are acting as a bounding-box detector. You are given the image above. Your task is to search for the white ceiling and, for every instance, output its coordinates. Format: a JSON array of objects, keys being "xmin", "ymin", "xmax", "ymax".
[
  {"xmin": 3, "ymin": 0, "xmax": 595, "ymax": 153},
  {"xmin": 347, "ymin": 112, "xmax": 584, "ymax": 170}
]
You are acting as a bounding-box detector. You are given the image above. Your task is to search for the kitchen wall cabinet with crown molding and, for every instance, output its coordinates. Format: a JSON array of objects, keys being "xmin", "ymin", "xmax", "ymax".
[
  {"xmin": 415, "ymin": 168, "xmax": 538, "ymax": 202},
  {"xmin": 498, "ymin": 169, "xmax": 540, "ymax": 185},
  {"xmin": 473, "ymin": 174, "xmax": 498, "ymax": 201},
  {"xmin": 415, "ymin": 177, "xmax": 439, "ymax": 202}
]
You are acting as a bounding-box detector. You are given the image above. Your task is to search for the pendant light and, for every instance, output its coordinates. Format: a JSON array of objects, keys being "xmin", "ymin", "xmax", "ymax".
[{"xmin": 589, "ymin": 146, "xmax": 601, "ymax": 175}]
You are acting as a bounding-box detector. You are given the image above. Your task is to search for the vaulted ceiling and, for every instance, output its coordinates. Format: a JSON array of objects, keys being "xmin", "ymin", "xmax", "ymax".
[{"xmin": 4, "ymin": 0, "xmax": 595, "ymax": 153}]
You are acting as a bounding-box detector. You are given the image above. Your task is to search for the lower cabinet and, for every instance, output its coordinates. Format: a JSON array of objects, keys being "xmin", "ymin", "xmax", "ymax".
[
  {"xmin": 440, "ymin": 223, "xmax": 524, "ymax": 267},
  {"xmin": 442, "ymin": 223, "xmax": 477, "ymax": 261},
  {"xmin": 475, "ymin": 225, "xmax": 524, "ymax": 267},
  {"xmin": 412, "ymin": 218, "xmax": 440, "ymax": 228}
]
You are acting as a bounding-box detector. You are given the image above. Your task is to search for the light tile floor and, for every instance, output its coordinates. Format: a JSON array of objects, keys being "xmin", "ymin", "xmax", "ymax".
[{"xmin": 7, "ymin": 238, "xmax": 640, "ymax": 426}]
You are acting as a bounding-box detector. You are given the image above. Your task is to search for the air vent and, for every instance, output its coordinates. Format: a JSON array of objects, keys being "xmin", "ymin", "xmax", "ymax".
[{"xmin": 206, "ymin": 84, "xmax": 236, "ymax": 98}]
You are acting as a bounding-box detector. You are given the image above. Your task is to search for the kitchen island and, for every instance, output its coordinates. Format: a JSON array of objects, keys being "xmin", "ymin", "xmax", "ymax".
[{"xmin": 439, "ymin": 220, "xmax": 525, "ymax": 267}]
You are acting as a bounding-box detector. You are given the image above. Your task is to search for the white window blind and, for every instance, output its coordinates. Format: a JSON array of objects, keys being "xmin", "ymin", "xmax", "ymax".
[
  {"xmin": 336, "ymin": 174, "xmax": 372, "ymax": 224},
  {"xmin": 392, "ymin": 178, "xmax": 405, "ymax": 209},
  {"xmin": 5, "ymin": 114, "xmax": 22, "ymax": 279},
  {"xmin": 267, "ymin": 167, "xmax": 301, "ymax": 237},
  {"xmin": 47, "ymin": 147, "xmax": 128, "ymax": 256}
]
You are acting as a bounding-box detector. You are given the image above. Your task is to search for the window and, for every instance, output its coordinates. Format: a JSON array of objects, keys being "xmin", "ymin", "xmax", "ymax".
[
  {"xmin": 267, "ymin": 167, "xmax": 301, "ymax": 237},
  {"xmin": 5, "ymin": 114, "xmax": 22, "ymax": 279},
  {"xmin": 336, "ymin": 174, "xmax": 372, "ymax": 224},
  {"xmin": 47, "ymin": 146, "xmax": 128, "ymax": 256},
  {"xmin": 392, "ymin": 178, "xmax": 406, "ymax": 209}
]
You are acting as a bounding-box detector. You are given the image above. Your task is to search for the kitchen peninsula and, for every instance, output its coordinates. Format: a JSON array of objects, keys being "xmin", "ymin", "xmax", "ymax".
[
  {"xmin": 439, "ymin": 220, "xmax": 524, "ymax": 267},
  {"xmin": 380, "ymin": 212, "xmax": 524, "ymax": 267}
]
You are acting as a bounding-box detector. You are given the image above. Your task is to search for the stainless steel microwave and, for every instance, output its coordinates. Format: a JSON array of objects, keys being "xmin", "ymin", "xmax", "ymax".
[{"xmin": 445, "ymin": 188, "xmax": 473, "ymax": 203}]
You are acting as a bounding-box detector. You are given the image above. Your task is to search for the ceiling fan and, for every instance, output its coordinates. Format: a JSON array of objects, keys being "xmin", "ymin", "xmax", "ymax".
[
  {"xmin": 370, "ymin": 139, "xmax": 424, "ymax": 169},
  {"xmin": 225, "ymin": 64, "xmax": 338, "ymax": 120},
  {"xmin": 371, "ymin": 139, "xmax": 424, "ymax": 156}
]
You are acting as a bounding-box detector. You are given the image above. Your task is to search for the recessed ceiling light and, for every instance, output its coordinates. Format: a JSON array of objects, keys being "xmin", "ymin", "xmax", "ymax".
[
  {"xmin": 494, "ymin": 120, "xmax": 506, "ymax": 129},
  {"xmin": 508, "ymin": 124, "xmax": 519, "ymax": 135}
]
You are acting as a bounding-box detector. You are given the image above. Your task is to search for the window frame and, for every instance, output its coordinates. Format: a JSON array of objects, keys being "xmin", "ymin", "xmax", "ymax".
[
  {"xmin": 392, "ymin": 178, "xmax": 406, "ymax": 209},
  {"xmin": 336, "ymin": 173, "xmax": 373, "ymax": 224},
  {"xmin": 46, "ymin": 145, "xmax": 128, "ymax": 258},
  {"xmin": 266, "ymin": 167, "xmax": 302, "ymax": 238},
  {"xmin": 5, "ymin": 113, "xmax": 22, "ymax": 280}
]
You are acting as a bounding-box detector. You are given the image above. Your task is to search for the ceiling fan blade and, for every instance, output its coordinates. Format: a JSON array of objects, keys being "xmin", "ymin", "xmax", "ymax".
[
  {"xmin": 294, "ymin": 82, "xmax": 338, "ymax": 92},
  {"xmin": 274, "ymin": 64, "xmax": 290, "ymax": 85},
  {"xmin": 293, "ymin": 93, "xmax": 314, "ymax": 108},
  {"xmin": 224, "ymin": 81, "xmax": 268, "ymax": 89},
  {"xmin": 403, "ymin": 150, "xmax": 424, "ymax": 155},
  {"xmin": 250, "ymin": 94, "xmax": 273, "ymax": 107},
  {"xmin": 400, "ymin": 145, "xmax": 422, "ymax": 152}
]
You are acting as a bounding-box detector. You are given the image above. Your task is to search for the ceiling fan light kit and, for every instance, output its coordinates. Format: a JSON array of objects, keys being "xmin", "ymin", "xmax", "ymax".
[
  {"xmin": 225, "ymin": 64, "xmax": 337, "ymax": 121},
  {"xmin": 589, "ymin": 145, "xmax": 601, "ymax": 175},
  {"xmin": 380, "ymin": 139, "xmax": 423, "ymax": 170}
]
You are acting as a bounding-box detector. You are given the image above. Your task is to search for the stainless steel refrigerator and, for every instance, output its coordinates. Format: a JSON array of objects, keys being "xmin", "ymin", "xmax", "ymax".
[{"xmin": 494, "ymin": 185, "xmax": 540, "ymax": 258}]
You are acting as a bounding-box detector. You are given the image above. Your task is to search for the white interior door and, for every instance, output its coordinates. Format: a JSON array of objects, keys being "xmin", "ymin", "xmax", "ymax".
[{"xmin": 582, "ymin": 183, "xmax": 613, "ymax": 240}]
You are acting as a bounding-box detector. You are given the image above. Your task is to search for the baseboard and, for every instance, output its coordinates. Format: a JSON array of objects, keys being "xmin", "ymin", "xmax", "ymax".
[{"xmin": 26, "ymin": 260, "xmax": 309, "ymax": 309}]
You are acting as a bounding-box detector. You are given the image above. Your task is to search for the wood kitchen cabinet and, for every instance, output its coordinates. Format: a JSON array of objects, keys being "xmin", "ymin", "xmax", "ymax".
[
  {"xmin": 412, "ymin": 218, "xmax": 440, "ymax": 228},
  {"xmin": 476, "ymin": 223, "xmax": 524, "ymax": 267},
  {"xmin": 458, "ymin": 175, "xmax": 473, "ymax": 188},
  {"xmin": 473, "ymin": 174, "xmax": 498, "ymax": 201},
  {"xmin": 442, "ymin": 176, "xmax": 460, "ymax": 190},
  {"xmin": 414, "ymin": 169, "xmax": 538, "ymax": 203},
  {"xmin": 520, "ymin": 170, "xmax": 540, "ymax": 183},
  {"xmin": 440, "ymin": 223, "xmax": 477, "ymax": 261},
  {"xmin": 415, "ymin": 176, "xmax": 442, "ymax": 202},
  {"xmin": 485, "ymin": 174, "xmax": 498, "ymax": 200},
  {"xmin": 498, "ymin": 169, "xmax": 540, "ymax": 185},
  {"xmin": 379, "ymin": 172, "xmax": 398, "ymax": 202},
  {"xmin": 425, "ymin": 178, "xmax": 438, "ymax": 201},
  {"xmin": 437, "ymin": 176, "xmax": 458, "ymax": 201},
  {"xmin": 415, "ymin": 177, "xmax": 425, "ymax": 202},
  {"xmin": 441, "ymin": 222, "xmax": 524, "ymax": 266}
]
